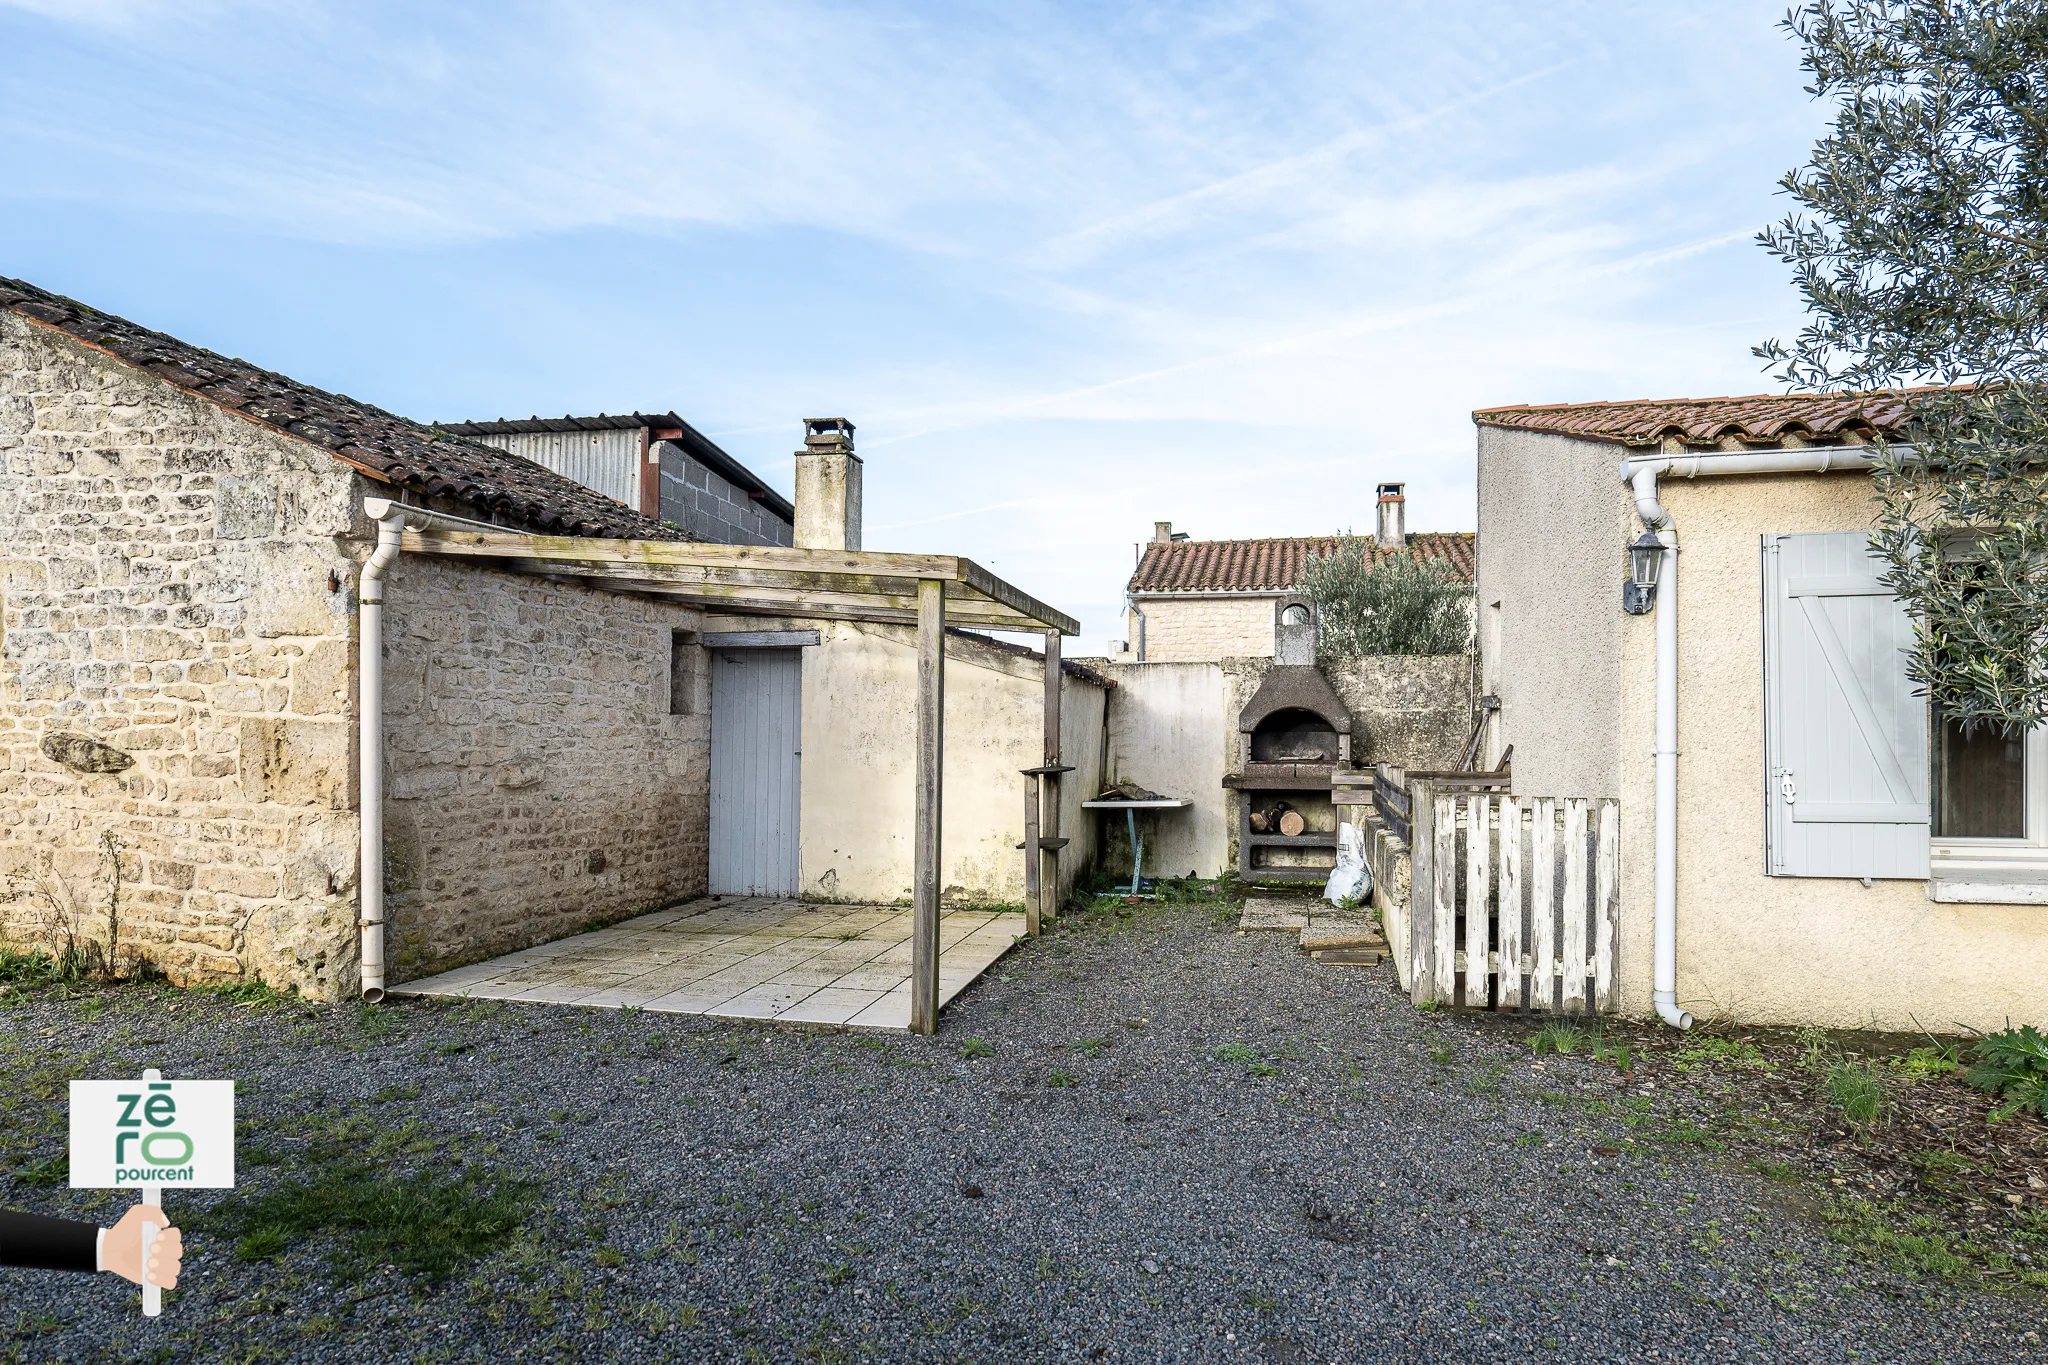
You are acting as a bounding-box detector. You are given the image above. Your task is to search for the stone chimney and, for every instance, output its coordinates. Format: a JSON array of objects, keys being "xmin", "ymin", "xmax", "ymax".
[
  {"xmin": 1375, "ymin": 482, "xmax": 1406, "ymax": 550},
  {"xmin": 1153, "ymin": 520, "xmax": 1174, "ymax": 544},
  {"xmin": 795, "ymin": 418, "xmax": 861, "ymax": 551}
]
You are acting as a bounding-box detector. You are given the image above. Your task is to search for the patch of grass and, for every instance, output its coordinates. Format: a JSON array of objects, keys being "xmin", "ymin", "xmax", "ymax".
[
  {"xmin": 0, "ymin": 948, "xmax": 69, "ymax": 990},
  {"xmin": 1591, "ymin": 1030, "xmax": 1632, "ymax": 1072},
  {"xmin": 1819, "ymin": 1194, "xmax": 2048, "ymax": 1290},
  {"xmin": 1529, "ymin": 1021, "xmax": 1584, "ymax": 1056},
  {"xmin": 1074, "ymin": 1036, "xmax": 1111, "ymax": 1059},
  {"xmin": 1464, "ymin": 1062, "xmax": 1507, "ymax": 1096},
  {"xmin": 1652, "ymin": 1120, "xmax": 1727, "ymax": 1151},
  {"xmin": 1212, "ymin": 1042, "xmax": 1258, "ymax": 1065},
  {"xmin": 1825, "ymin": 1058, "xmax": 1886, "ymax": 1128},
  {"xmin": 958, "ymin": 1038, "xmax": 994, "ymax": 1060},
  {"xmin": 1046, "ymin": 1070, "xmax": 1078, "ymax": 1088},
  {"xmin": 198, "ymin": 1166, "xmax": 535, "ymax": 1282},
  {"xmin": 200, "ymin": 978, "xmax": 293, "ymax": 1008},
  {"xmin": 1747, "ymin": 1160, "xmax": 1804, "ymax": 1186},
  {"xmin": 1673, "ymin": 1034, "xmax": 1767, "ymax": 1071},
  {"xmin": 372, "ymin": 1082, "xmax": 422, "ymax": 1104},
  {"xmin": 594, "ymin": 1246, "xmax": 626, "ymax": 1268},
  {"xmin": 1428, "ymin": 1043, "xmax": 1456, "ymax": 1067},
  {"xmin": 12, "ymin": 1152, "xmax": 68, "ymax": 1188}
]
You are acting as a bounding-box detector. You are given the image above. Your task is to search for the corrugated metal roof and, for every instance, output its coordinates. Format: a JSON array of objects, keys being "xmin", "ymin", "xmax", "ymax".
[
  {"xmin": 1470, "ymin": 387, "xmax": 1962, "ymax": 448},
  {"xmin": 1127, "ymin": 532, "xmax": 1474, "ymax": 595},
  {"xmin": 0, "ymin": 277, "xmax": 683, "ymax": 541}
]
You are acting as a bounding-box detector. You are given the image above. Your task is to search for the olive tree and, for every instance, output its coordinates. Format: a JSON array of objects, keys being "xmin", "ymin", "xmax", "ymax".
[
  {"xmin": 1757, "ymin": 0, "xmax": 2048, "ymax": 732},
  {"xmin": 1299, "ymin": 539, "xmax": 1472, "ymax": 659}
]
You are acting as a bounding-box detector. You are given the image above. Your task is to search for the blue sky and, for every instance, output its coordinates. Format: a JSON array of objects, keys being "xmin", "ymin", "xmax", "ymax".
[{"xmin": 0, "ymin": 1, "xmax": 1828, "ymax": 648}]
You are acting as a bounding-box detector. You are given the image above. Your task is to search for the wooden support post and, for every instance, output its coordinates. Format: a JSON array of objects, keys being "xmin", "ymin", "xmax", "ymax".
[
  {"xmin": 1408, "ymin": 778, "xmax": 1437, "ymax": 1006},
  {"xmin": 910, "ymin": 578, "xmax": 945, "ymax": 1035},
  {"xmin": 1040, "ymin": 629, "xmax": 1063, "ymax": 926},
  {"xmin": 1023, "ymin": 774, "xmax": 1042, "ymax": 938}
]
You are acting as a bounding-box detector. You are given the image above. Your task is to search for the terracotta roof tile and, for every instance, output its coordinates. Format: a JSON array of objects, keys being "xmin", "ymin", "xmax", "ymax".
[
  {"xmin": 1470, "ymin": 387, "xmax": 1963, "ymax": 448},
  {"xmin": 0, "ymin": 277, "xmax": 682, "ymax": 541},
  {"xmin": 1127, "ymin": 532, "xmax": 1473, "ymax": 595}
]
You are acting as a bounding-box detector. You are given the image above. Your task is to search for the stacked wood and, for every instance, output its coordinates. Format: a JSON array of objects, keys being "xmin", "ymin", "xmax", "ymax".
[{"xmin": 1277, "ymin": 810, "xmax": 1307, "ymax": 837}]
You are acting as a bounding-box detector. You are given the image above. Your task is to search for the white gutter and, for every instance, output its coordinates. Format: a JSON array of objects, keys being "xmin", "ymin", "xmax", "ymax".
[
  {"xmin": 1618, "ymin": 443, "xmax": 1882, "ymax": 1029},
  {"xmin": 356, "ymin": 496, "xmax": 524, "ymax": 1000}
]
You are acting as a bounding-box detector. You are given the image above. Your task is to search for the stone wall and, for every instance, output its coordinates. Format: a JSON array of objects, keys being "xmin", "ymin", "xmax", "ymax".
[
  {"xmin": 379, "ymin": 555, "xmax": 709, "ymax": 982},
  {"xmin": 0, "ymin": 312, "xmax": 363, "ymax": 996},
  {"xmin": 1127, "ymin": 595, "xmax": 1278, "ymax": 661}
]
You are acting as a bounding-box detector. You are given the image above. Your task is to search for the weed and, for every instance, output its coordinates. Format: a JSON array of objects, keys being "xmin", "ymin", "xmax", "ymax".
[
  {"xmin": 1826, "ymin": 1059, "xmax": 1886, "ymax": 1128},
  {"xmin": 594, "ymin": 1246, "xmax": 626, "ymax": 1268},
  {"xmin": 1963, "ymin": 1023, "xmax": 2048, "ymax": 1120},
  {"xmin": 958, "ymin": 1038, "xmax": 995, "ymax": 1060},
  {"xmin": 1464, "ymin": 1062, "xmax": 1507, "ymax": 1096},
  {"xmin": 13, "ymin": 1153, "xmax": 68, "ymax": 1188},
  {"xmin": 1591, "ymin": 1031, "xmax": 1632, "ymax": 1072},
  {"xmin": 1046, "ymin": 1070, "xmax": 1078, "ymax": 1088},
  {"xmin": 1529, "ymin": 1021, "xmax": 1584, "ymax": 1056},
  {"xmin": 1513, "ymin": 1130, "xmax": 1544, "ymax": 1148},
  {"xmin": 372, "ymin": 1082, "xmax": 422, "ymax": 1104},
  {"xmin": 1212, "ymin": 1042, "xmax": 1258, "ymax": 1065},
  {"xmin": 1241, "ymin": 1287, "xmax": 1278, "ymax": 1311},
  {"xmin": 822, "ymin": 1262, "xmax": 854, "ymax": 1285},
  {"xmin": 1893, "ymin": 1044, "xmax": 1961, "ymax": 1080},
  {"xmin": 1819, "ymin": 1194, "xmax": 2047, "ymax": 1290},
  {"xmin": 677, "ymin": 1304, "xmax": 703, "ymax": 1328},
  {"xmin": 1748, "ymin": 1161, "xmax": 1803, "ymax": 1186},
  {"xmin": 1428, "ymin": 1043, "xmax": 1457, "ymax": 1067},
  {"xmin": 1074, "ymin": 1036, "xmax": 1111, "ymax": 1059}
]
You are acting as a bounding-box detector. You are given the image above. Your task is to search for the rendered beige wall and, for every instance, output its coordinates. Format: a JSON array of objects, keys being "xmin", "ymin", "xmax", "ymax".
[
  {"xmin": 1091, "ymin": 654, "xmax": 1474, "ymax": 882},
  {"xmin": 795, "ymin": 622, "xmax": 1105, "ymax": 907},
  {"xmin": 1617, "ymin": 471, "xmax": 2048, "ymax": 1031},
  {"xmin": 1475, "ymin": 425, "xmax": 1630, "ymax": 797},
  {"xmin": 379, "ymin": 557, "xmax": 710, "ymax": 984},
  {"xmin": 1129, "ymin": 595, "xmax": 1278, "ymax": 662}
]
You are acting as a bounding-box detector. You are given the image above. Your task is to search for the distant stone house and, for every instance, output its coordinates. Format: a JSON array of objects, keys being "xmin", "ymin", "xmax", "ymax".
[
  {"xmin": 1114, "ymin": 484, "xmax": 1476, "ymax": 662},
  {"xmin": 0, "ymin": 278, "xmax": 1095, "ymax": 1006},
  {"xmin": 440, "ymin": 413, "xmax": 796, "ymax": 547}
]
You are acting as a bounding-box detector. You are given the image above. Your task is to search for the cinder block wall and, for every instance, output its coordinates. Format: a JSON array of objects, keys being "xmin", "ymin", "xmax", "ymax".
[
  {"xmin": 378, "ymin": 556, "xmax": 709, "ymax": 981},
  {"xmin": 658, "ymin": 444, "xmax": 794, "ymax": 546},
  {"xmin": 0, "ymin": 314, "xmax": 363, "ymax": 996}
]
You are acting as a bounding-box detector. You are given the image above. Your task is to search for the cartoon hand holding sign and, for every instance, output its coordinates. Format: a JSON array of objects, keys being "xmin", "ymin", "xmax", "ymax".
[{"xmin": 69, "ymin": 1068, "xmax": 233, "ymax": 1316}]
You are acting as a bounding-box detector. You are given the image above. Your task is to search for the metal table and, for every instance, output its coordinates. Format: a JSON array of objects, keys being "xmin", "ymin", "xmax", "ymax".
[{"xmin": 1081, "ymin": 797, "xmax": 1194, "ymax": 895}]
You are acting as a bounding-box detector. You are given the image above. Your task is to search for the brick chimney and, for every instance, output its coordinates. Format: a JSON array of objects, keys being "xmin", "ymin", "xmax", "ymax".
[
  {"xmin": 1375, "ymin": 482, "xmax": 1406, "ymax": 550},
  {"xmin": 795, "ymin": 418, "xmax": 861, "ymax": 551}
]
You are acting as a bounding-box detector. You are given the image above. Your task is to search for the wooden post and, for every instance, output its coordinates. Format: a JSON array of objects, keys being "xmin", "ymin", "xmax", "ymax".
[
  {"xmin": 1498, "ymin": 796, "xmax": 1523, "ymax": 1011},
  {"xmin": 910, "ymin": 578, "xmax": 945, "ymax": 1035},
  {"xmin": 1040, "ymin": 629, "xmax": 1063, "ymax": 926},
  {"xmin": 1561, "ymin": 798, "xmax": 1589, "ymax": 1015},
  {"xmin": 1432, "ymin": 795, "xmax": 1459, "ymax": 1005},
  {"xmin": 1407, "ymin": 778, "xmax": 1436, "ymax": 1006},
  {"xmin": 1464, "ymin": 794, "xmax": 1491, "ymax": 1007},
  {"xmin": 1022, "ymin": 774, "xmax": 1042, "ymax": 938}
]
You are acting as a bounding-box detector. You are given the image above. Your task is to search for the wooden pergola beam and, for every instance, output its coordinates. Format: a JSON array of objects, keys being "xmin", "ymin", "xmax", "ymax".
[{"xmin": 398, "ymin": 527, "xmax": 1078, "ymax": 634}]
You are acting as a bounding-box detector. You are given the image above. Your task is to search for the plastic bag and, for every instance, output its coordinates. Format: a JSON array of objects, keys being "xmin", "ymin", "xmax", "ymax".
[{"xmin": 1323, "ymin": 821, "xmax": 1371, "ymax": 905}]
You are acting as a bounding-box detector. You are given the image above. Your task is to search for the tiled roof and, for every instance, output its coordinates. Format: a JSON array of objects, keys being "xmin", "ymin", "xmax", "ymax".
[
  {"xmin": 1127, "ymin": 532, "xmax": 1474, "ymax": 595},
  {"xmin": 0, "ymin": 277, "xmax": 683, "ymax": 540},
  {"xmin": 1469, "ymin": 387, "xmax": 1964, "ymax": 448}
]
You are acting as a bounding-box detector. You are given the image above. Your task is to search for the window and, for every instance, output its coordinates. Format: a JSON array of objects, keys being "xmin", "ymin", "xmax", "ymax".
[
  {"xmin": 1931, "ymin": 716, "xmax": 2045, "ymax": 872},
  {"xmin": 669, "ymin": 629, "xmax": 700, "ymax": 715}
]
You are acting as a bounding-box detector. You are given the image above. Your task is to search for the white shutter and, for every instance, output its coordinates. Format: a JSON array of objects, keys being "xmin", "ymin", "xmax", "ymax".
[{"xmin": 1762, "ymin": 532, "xmax": 1929, "ymax": 879}]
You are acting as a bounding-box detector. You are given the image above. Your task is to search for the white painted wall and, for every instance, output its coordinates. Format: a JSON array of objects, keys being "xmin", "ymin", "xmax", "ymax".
[{"xmin": 1099, "ymin": 662, "xmax": 1230, "ymax": 879}]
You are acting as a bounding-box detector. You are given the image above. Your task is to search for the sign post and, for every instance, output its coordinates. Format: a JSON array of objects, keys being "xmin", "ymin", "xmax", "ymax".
[{"xmin": 70, "ymin": 1069, "xmax": 234, "ymax": 1317}]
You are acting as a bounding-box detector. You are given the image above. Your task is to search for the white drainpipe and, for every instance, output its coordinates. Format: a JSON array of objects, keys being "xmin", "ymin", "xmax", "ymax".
[
  {"xmin": 357, "ymin": 501, "xmax": 407, "ymax": 1001},
  {"xmin": 355, "ymin": 496, "xmax": 527, "ymax": 1000},
  {"xmin": 1619, "ymin": 444, "xmax": 1882, "ymax": 1029}
]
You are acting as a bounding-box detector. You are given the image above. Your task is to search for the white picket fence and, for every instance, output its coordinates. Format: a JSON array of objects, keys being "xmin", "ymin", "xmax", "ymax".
[{"xmin": 1407, "ymin": 787, "xmax": 1619, "ymax": 1014}]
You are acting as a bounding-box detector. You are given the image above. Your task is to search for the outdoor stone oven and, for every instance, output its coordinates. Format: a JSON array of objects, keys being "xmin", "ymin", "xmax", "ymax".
[{"xmin": 1225, "ymin": 596, "xmax": 1357, "ymax": 883}]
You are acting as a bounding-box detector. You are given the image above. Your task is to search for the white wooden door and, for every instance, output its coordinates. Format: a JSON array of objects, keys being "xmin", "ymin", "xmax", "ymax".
[
  {"xmin": 1762, "ymin": 532, "xmax": 1929, "ymax": 879},
  {"xmin": 710, "ymin": 649, "xmax": 802, "ymax": 895}
]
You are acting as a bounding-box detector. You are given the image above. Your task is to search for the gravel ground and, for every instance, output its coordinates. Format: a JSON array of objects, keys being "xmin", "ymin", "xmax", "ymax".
[{"xmin": 2, "ymin": 895, "xmax": 2042, "ymax": 1365}]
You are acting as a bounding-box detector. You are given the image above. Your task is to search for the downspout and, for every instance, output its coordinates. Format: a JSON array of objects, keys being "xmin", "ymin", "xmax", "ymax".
[
  {"xmin": 357, "ymin": 500, "xmax": 406, "ymax": 1002},
  {"xmin": 1127, "ymin": 595, "xmax": 1147, "ymax": 661},
  {"xmin": 354, "ymin": 496, "xmax": 556, "ymax": 1000},
  {"xmin": 1627, "ymin": 464, "xmax": 1692, "ymax": 1031},
  {"xmin": 1617, "ymin": 443, "xmax": 1888, "ymax": 1029}
]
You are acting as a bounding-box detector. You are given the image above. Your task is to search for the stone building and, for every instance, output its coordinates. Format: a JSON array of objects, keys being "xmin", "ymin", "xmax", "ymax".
[
  {"xmin": 440, "ymin": 413, "xmax": 796, "ymax": 547},
  {"xmin": 1113, "ymin": 485, "xmax": 1475, "ymax": 662},
  {"xmin": 0, "ymin": 278, "xmax": 1089, "ymax": 1007}
]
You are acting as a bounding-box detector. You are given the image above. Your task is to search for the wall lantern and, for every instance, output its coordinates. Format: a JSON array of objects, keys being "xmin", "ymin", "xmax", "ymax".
[{"xmin": 1622, "ymin": 532, "xmax": 1664, "ymax": 615}]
